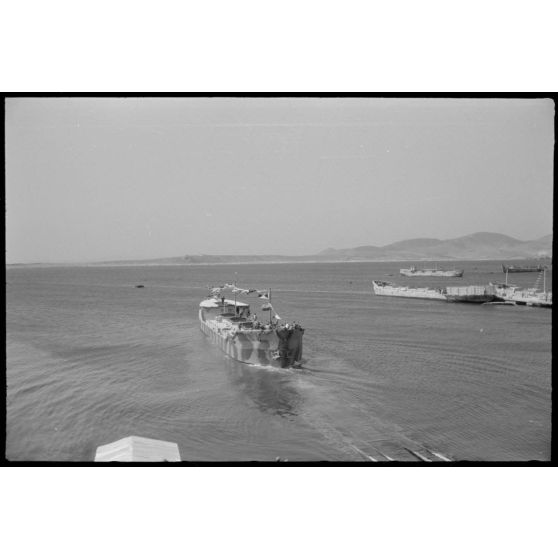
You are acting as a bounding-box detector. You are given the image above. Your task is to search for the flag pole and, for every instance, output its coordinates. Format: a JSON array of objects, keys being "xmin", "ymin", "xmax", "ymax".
[{"xmin": 234, "ymin": 273, "xmax": 238, "ymax": 313}]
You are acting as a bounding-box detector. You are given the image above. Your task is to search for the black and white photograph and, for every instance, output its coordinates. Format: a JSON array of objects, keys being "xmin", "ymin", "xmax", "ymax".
[{"xmin": 5, "ymin": 96, "xmax": 553, "ymax": 463}]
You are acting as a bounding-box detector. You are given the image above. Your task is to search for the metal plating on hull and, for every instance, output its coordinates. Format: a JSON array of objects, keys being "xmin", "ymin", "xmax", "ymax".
[
  {"xmin": 199, "ymin": 298, "xmax": 303, "ymax": 368},
  {"xmin": 372, "ymin": 280, "xmax": 447, "ymax": 300}
]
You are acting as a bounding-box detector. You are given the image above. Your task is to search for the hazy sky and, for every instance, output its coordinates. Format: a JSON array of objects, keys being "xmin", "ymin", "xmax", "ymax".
[{"xmin": 6, "ymin": 97, "xmax": 554, "ymax": 263}]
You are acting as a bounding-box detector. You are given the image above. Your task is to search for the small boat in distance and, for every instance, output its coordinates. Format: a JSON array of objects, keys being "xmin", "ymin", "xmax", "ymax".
[
  {"xmin": 502, "ymin": 264, "xmax": 546, "ymax": 273},
  {"xmin": 400, "ymin": 265, "xmax": 463, "ymax": 277},
  {"xmin": 199, "ymin": 286, "xmax": 304, "ymax": 368},
  {"xmin": 372, "ymin": 280, "xmax": 447, "ymax": 300}
]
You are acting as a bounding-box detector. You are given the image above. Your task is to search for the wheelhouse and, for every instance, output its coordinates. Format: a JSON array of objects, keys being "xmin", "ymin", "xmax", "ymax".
[{"xmin": 199, "ymin": 297, "xmax": 251, "ymax": 320}]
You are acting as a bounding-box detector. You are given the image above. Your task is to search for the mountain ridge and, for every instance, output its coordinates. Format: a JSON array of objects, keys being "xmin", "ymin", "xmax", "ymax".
[
  {"xmin": 8, "ymin": 232, "xmax": 552, "ymax": 266},
  {"xmin": 316, "ymin": 232, "xmax": 552, "ymax": 261}
]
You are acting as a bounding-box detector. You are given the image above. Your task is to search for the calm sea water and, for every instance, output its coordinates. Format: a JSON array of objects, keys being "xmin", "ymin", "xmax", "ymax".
[{"xmin": 6, "ymin": 261, "xmax": 552, "ymax": 461}]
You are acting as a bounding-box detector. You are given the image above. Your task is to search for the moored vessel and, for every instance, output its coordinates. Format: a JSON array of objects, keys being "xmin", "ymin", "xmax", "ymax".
[
  {"xmin": 372, "ymin": 280, "xmax": 447, "ymax": 300},
  {"xmin": 502, "ymin": 264, "xmax": 546, "ymax": 273},
  {"xmin": 490, "ymin": 284, "xmax": 552, "ymax": 308},
  {"xmin": 400, "ymin": 265, "xmax": 464, "ymax": 277},
  {"xmin": 373, "ymin": 281, "xmax": 503, "ymax": 304},
  {"xmin": 199, "ymin": 286, "xmax": 304, "ymax": 368},
  {"xmin": 493, "ymin": 268, "xmax": 552, "ymax": 308}
]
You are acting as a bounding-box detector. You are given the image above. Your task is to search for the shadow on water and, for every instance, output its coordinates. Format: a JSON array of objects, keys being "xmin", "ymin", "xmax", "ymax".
[{"xmin": 224, "ymin": 357, "xmax": 303, "ymax": 418}]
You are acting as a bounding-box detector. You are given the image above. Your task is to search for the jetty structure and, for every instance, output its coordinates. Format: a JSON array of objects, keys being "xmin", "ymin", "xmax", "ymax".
[
  {"xmin": 494, "ymin": 287, "xmax": 552, "ymax": 308},
  {"xmin": 491, "ymin": 269, "xmax": 552, "ymax": 308},
  {"xmin": 95, "ymin": 436, "xmax": 181, "ymax": 462},
  {"xmin": 373, "ymin": 271, "xmax": 551, "ymax": 308},
  {"xmin": 400, "ymin": 265, "xmax": 463, "ymax": 277},
  {"xmin": 199, "ymin": 284, "xmax": 304, "ymax": 368}
]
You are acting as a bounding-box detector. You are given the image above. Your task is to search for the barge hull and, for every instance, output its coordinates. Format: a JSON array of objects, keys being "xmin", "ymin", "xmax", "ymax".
[
  {"xmin": 445, "ymin": 294, "xmax": 497, "ymax": 303},
  {"xmin": 200, "ymin": 315, "xmax": 303, "ymax": 368},
  {"xmin": 400, "ymin": 270, "xmax": 463, "ymax": 277},
  {"xmin": 373, "ymin": 290, "xmax": 447, "ymax": 300}
]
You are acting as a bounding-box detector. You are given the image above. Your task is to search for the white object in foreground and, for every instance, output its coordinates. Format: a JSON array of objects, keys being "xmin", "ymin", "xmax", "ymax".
[{"xmin": 95, "ymin": 436, "xmax": 181, "ymax": 462}]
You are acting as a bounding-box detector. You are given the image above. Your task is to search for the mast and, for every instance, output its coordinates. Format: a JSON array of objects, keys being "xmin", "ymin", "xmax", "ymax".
[
  {"xmin": 268, "ymin": 288, "xmax": 272, "ymax": 324},
  {"xmin": 234, "ymin": 272, "xmax": 238, "ymax": 313}
]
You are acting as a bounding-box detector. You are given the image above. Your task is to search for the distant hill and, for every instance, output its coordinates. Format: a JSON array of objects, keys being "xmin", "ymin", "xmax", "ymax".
[
  {"xmin": 317, "ymin": 232, "xmax": 553, "ymax": 261},
  {"xmin": 10, "ymin": 232, "xmax": 551, "ymax": 267},
  {"xmin": 120, "ymin": 232, "xmax": 552, "ymax": 265}
]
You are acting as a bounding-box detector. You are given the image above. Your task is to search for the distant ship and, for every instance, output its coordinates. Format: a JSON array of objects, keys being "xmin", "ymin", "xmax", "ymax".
[
  {"xmin": 400, "ymin": 265, "xmax": 464, "ymax": 277},
  {"xmin": 372, "ymin": 280, "xmax": 447, "ymax": 300},
  {"xmin": 502, "ymin": 264, "xmax": 546, "ymax": 273},
  {"xmin": 199, "ymin": 286, "xmax": 304, "ymax": 368}
]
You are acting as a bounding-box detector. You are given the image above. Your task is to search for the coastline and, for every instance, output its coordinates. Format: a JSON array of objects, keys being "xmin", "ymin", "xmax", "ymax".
[{"xmin": 6, "ymin": 256, "xmax": 547, "ymax": 269}]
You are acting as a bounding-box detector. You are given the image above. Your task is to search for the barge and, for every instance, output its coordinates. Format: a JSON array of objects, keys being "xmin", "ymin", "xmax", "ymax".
[
  {"xmin": 372, "ymin": 280, "xmax": 447, "ymax": 300},
  {"xmin": 400, "ymin": 265, "xmax": 463, "ymax": 278}
]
